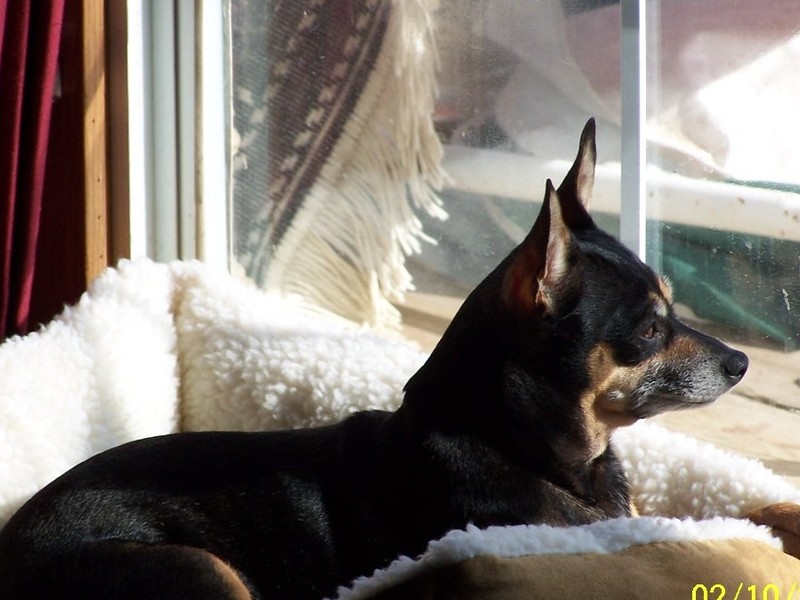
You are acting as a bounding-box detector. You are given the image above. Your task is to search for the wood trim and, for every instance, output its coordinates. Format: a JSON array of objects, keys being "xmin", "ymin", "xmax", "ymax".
[
  {"xmin": 106, "ymin": 1, "xmax": 131, "ymax": 264},
  {"xmin": 82, "ymin": 0, "xmax": 110, "ymax": 282}
]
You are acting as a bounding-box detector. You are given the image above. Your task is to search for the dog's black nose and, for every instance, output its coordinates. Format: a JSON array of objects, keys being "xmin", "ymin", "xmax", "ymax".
[{"xmin": 724, "ymin": 350, "xmax": 749, "ymax": 382}]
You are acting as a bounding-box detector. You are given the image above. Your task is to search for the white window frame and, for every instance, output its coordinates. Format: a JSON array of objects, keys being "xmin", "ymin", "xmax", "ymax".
[
  {"xmin": 125, "ymin": 0, "xmax": 230, "ymax": 268},
  {"xmin": 620, "ymin": 0, "xmax": 647, "ymax": 258}
]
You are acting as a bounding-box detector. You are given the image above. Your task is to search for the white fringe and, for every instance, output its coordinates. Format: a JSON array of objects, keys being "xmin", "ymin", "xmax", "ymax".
[{"xmin": 264, "ymin": 0, "xmax": 449, "ymax": 330}]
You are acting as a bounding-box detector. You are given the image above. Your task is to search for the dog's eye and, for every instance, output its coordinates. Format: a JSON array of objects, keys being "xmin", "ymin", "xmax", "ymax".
[{"xmin": 642, "ymin": 322, "xmax": 659, "ymax": 340}]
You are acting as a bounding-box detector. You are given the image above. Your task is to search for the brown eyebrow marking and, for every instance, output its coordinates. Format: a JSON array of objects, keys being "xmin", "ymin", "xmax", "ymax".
[{"xmin": 648, "ymin": 292, "xmax": 670, "ymax": 318}]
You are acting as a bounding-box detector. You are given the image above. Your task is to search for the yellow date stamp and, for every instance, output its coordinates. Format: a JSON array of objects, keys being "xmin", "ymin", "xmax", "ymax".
[{"xmin": 692, "ymin": 583, "xmax": 798, "ymax": 600}]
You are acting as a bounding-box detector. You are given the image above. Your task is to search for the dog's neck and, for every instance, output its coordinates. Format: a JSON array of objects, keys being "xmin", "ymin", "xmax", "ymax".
[
  {"xmin": 400, "ymin": 297, "xmax": 610, "ymax": 473},
  {"xmin": 401, "ymin": 286, "xmax": 507, "ymax": 426}
]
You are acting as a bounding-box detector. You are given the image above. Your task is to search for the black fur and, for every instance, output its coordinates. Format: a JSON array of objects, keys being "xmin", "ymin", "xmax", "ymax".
[{"xmin": 0, "ymin": 120, "xmax": 747, "ymax": 599}]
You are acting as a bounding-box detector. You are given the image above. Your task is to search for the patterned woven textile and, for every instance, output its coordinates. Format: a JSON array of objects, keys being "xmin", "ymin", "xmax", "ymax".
[{"xmin": 232, "ymin": 0, "xmax": 446, "ymax": 329}]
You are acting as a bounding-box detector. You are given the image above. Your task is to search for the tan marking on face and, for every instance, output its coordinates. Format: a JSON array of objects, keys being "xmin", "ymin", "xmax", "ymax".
[
  {"xmin": 665, "ymin": 330, "xmax": 709, "ymax": 363},
  {"xmin": 578, "ymin": 344, "xmax": 645, "ymax": 460},
  {"xmin": 658, "ymin": 275, "xmax": 673, "ymax": 303}
]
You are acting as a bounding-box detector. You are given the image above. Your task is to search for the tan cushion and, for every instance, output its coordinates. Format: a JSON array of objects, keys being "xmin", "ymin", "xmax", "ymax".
[{"xmin": 370, "ymin": 539, "xmax": 800, "ymax": 599}]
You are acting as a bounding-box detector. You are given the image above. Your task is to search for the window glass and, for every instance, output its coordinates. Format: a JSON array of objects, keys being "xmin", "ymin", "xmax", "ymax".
[
  {"xmin": 644, "ymin": 2, "xmax": 800, "ymax": 406},
  {"xmin": 227, "ymin": 0, "xmax": 621, "ymax": 318},
  {"xmin": 229, "ymin": 1, "xmax": 270, "ymax": 279},
  {"xmin": 410, "ymin": 0, "xmax": 623, "ymax": 298}
]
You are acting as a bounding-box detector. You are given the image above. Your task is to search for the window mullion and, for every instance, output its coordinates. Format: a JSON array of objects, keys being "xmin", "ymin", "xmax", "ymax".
[
  {"xmin": 195, "ymin": 0, "xmax": 231, "ymax": 269},
  {"xmin": 149, "ymin": 0, "xmax": 180, "ymax": 261},
  {"xmin": 620, "ymin": 0, "xmax": 647, "ymax": 259}
]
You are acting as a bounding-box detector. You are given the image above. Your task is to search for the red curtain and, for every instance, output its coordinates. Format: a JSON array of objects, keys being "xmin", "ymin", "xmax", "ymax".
[{"xmin": 0, "ymin": 0, "xmax": 66, "ymax": 339}]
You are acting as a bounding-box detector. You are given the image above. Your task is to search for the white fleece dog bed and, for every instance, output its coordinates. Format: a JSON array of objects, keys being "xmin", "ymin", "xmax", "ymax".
[{"xmin": 0, "ymin": 260, "xmax": 798, "ymax": 596}]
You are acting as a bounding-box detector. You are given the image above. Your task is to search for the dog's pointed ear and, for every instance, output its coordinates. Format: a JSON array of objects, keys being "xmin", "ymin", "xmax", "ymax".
[
  {"xmin": 557, "ymin": 118, "xmax": 596, "ymax": 229},
  {"xmin": 503, "ymin": 180, "xmax": 574, "ymax": 314}
]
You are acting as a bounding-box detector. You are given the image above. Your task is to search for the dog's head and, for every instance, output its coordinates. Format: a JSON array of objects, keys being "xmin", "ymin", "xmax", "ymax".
[
  {"xmin": 404, "ymin": 119, "xmax": 747, "ymax": 464},
  {"xmin": 499, "ymin": 119, "xmax": 748, "ymax": 458}
]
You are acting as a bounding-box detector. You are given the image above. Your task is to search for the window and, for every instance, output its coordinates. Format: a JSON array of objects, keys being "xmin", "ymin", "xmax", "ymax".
[{"xmin": 133, "ymin": 1, "xmax": 800, "ymax": 481}]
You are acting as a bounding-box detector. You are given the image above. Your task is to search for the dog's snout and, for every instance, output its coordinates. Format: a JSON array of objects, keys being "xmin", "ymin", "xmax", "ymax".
[{"xmin": 723, "ymin": 350, "xmax": 748, "ymax": 382}]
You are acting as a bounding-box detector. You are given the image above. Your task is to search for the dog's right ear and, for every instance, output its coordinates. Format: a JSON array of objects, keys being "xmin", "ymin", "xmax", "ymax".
[
  {"xmin": 557, "ymin": 118, "xmax": 596, "ymax": 230},
  {"xmin": 502, "ymin": 180, "xmax": 575, "ymax": 315}
]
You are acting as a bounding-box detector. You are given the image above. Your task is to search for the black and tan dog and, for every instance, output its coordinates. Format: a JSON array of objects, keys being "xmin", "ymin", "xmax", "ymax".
[{"xmin": 0, "ymin": 120, "xmax": 751, "ymax": 599}]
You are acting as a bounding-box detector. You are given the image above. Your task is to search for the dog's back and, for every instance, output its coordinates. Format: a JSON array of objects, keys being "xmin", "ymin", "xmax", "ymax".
[{"xmin": 0, "ymin": 417, "xmax": 402, "ymax": 599}]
